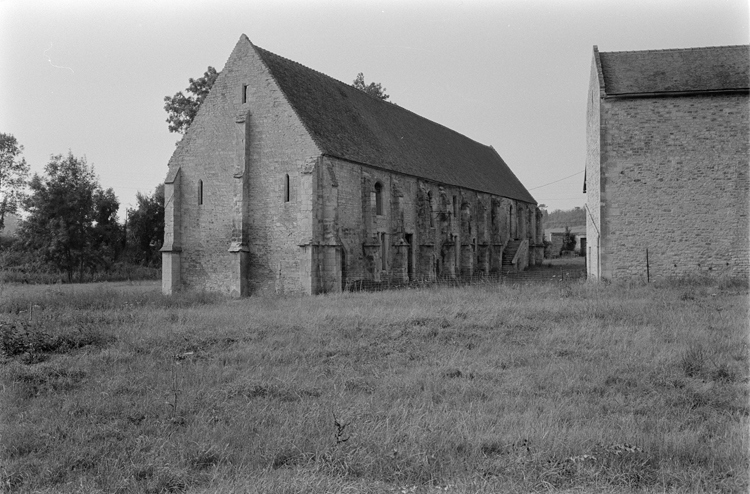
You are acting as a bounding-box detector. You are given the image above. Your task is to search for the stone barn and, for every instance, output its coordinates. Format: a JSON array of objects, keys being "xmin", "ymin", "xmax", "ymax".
[
  {"xmin": 584, "ymin": 45, "xmax": 749, "ymax": 281},
  {"xmin": 162, "ymin": 35, "xmax": 542, "ymax": 296}
]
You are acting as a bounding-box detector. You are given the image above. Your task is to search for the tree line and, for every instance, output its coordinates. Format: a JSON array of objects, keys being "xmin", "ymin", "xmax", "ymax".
[
  {"xmin": 0, "ymin": 134, "xmax": 164, "ymax": 283},
  {"xmin": 1, "ymin": 66, "xmax": 389, "ymax": 283},
  {"xmin": 540, "ymin": 205, "xmax": 585, "ymax": 229}
]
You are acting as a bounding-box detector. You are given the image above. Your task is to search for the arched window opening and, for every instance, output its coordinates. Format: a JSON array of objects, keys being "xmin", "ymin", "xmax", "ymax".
[
  {"xmin": 199, "ymin": 180, "xmax": 204, "ymax": 205},
  {"xmin": 284, "ymin": 174, "xmax": 290, "ymax": 203},
  {"xmin": 374, "ymin": 182, "xmax": 384, "ymax": 216},
  {"xmin": 461, "ymin": 203, "xmax": 471, "ymax": 236}
]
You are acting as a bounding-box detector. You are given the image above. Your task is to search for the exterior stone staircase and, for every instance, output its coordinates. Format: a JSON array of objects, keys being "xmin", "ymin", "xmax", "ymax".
[{"xmin": 502, "ymin": 239, "xmax": 523, "ymax": 274}]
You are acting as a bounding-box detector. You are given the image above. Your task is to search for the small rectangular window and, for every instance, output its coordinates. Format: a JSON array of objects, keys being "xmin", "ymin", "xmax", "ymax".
[
  {"xmin": 199, "ymin": 180, "xmax": 204, "ymax": 205},
  {"xmin": 242, "ymin": 84, "xmax": 248, "ymax": 103},
  {"xmin": 284, "ymin": 174, "xmax": 290, "ymax": 203}
]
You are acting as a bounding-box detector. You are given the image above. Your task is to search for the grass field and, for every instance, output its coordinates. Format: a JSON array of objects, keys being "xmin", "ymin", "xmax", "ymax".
[{"xmin": 1, "ymin": 278, "xmax": 747, "ymax": 493}]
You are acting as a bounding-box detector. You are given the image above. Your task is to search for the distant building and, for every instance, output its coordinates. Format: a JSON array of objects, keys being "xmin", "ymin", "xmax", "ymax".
[
  {"xmin": 585, "ymin": 45, "xmax": 749, "ymax": 281},
  {"xmin": 162, "ymin": 35, "xmax": 543, "ymax": 296},
  {"xmin": 544, "ymin": 226, "xmax": 586, "ymax": 257}
]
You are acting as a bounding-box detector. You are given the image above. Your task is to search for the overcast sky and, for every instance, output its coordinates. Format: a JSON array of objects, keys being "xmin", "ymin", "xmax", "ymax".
[{"xmin": 1, "ymin": 0, "xmax": 747, "ymax": 218}]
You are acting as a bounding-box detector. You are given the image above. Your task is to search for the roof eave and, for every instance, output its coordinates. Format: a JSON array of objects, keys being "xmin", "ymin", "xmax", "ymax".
[
  {"xmin": 321, "ymin": 153, "xmax": 537, "ymax": 204},
  {"xmin": 603, "ymin": 88, "xmax": 750, "ymax": 99}
]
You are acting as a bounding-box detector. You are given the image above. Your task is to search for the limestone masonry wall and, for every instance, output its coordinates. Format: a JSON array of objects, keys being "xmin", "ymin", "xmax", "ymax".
[
  {"xmin": 316, "ymin": 157, "xmax": 542, "ymax": 292},
  {"xmin": 585, "ymin": 54, "xmax": 603, "ymax": 279},
  {"xmin": 163, "ymin": 38, "xmax": 319, "ymax": 296},
  {"xmin": 598, "ymin": 92, "xmax": 749, "ymax": 280}
]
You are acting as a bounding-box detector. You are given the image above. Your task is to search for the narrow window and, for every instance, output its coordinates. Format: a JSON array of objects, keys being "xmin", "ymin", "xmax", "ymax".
[
  {"xmin": 509, "ymin": 204, "xmax": 513, "ymax": 236},
  {"xmin": 199, "ymin": 180, "xmax": 204, "ymax": 205},
  {"xmin": 374, "ymin": 182, "xmax": 383, "ymax": 215},
  {"xmin": 380, "ymin": 232, "xmax": 387, "ymax": 271},
  {"xmin": 284, "ymin": 174, "xmax": 290, "ymax": 202},
  {"xmin": 454, "ymin": 234, "xmax": 460, "ymax": 271},
  {"xmin": 242, "ymin": 84, "xmax": 248, "ymax": 103},
  {"xmin": 427, "ymin": 191, "xmax": 434, "ymax": 227}
]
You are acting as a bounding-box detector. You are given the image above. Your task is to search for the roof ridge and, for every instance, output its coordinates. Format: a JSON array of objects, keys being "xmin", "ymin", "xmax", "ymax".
[
  {"xmin": 600, "ymin": 44, "xmax": 749, "ymax": 55},
  {"xmin": 252, "ymin": 42, "xmax": 495, "ymax": 151}
]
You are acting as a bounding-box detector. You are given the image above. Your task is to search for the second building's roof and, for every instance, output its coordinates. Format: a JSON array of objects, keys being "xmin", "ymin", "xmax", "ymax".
[
  {"xmin": 250, "ymin": 39, "xmax": 536, "ymax": 204},
  {"xmin": 597, "ymin": 45, "xmax": 750, "ymax": 96}
]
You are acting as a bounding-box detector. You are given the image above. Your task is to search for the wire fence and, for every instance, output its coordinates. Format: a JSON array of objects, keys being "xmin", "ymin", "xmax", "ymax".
[{"xmin": 344, "ymin": 266, "xmax": 587, "ymax": 292}]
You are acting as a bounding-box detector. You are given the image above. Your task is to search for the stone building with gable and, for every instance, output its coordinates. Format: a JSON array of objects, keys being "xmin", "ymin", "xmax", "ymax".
[
  {"xmin": 162, "ymin": 35, "xmax": 542, "ymax": 296},
  {"xmin": 585, "ymin": 45, "xmax": 749, "ymax": 281}
]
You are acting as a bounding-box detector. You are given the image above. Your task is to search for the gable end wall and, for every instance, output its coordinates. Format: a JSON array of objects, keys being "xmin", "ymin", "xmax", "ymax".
[{"xmin": 163, "ymin": 37, "xmax": 320, "ymax": 295}]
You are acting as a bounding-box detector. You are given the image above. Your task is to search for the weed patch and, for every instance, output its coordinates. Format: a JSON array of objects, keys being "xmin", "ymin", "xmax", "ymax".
[
  {"xmin": 4, "ymin": 361, "xmax": 87, "ymax": 398},
  {"xmin": 679, "ymin": 344, "xmax": 706, "ymax": 377},
  {"xmin": 1, "ymin": 318, "xmax": 111, "ymax": 360},
  {"xmin": 223, "ymin": 379, "xmax": 322, "ymax": 402}
]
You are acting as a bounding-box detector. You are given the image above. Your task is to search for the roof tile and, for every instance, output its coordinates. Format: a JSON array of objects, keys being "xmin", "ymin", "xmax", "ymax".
[
  {"xmin": 598, "ymin": 45, "xmax": 749, "ymax": 95},
  {"xmin": 252, "ymin": 42, "xmax": 536, "ymax": 204}
]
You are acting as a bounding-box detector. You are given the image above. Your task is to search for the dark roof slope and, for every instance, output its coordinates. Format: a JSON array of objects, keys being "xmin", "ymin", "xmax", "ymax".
[
  {"xmin": 598, "ymin": 45, "xmax": 750, "ymax": 95},
  {"xmin": 251, "ymin": 41, "xmax": 536, "ymax": 204}
]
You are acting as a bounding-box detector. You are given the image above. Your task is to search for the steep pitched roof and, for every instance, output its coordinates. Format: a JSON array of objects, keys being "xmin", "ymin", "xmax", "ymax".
[
  {"xmin": 250, "ymin": 40, "xmax": 536, "ymax": 204},
  {"xmin": 597, "ymin": 45, "xmax": 750, "ymax": 96}
]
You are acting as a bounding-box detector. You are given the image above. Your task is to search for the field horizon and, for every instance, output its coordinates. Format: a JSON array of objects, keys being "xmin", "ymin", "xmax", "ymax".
[{"xmin": 1, "ymin": 277, "xmax": 748, "ymax": 493}]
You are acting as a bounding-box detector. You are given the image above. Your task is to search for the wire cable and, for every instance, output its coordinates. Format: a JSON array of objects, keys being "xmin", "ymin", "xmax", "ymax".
[{"xmin": 528, "ymin": 170, "xmax": 584, "ymax": 191}]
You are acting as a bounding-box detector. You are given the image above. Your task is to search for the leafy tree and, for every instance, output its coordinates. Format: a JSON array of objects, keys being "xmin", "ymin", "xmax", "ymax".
[
  {"xmin": 562, "ymin": 226, "xmax": 577, "ymax": 253},
  {"xmin": 90, "ymin": 187, "xmax": 124, "ymax": 272},
  {"xmin": 0, "ymin": 133, "xmax": 30, "ymax": 232},
  {"xmin": 544, "ymin": 207, "xmax": 585, "ymax": 229},
  {"xmin": 163, "ymin": 66, "xmax": 219, "ymax": 134},
  {"xmin": 538, "ymin": 203, "xmax": 549, "ymax": 223},
  {"xmin": 125, "ymin": 184, "xmax": 164, "ymax": 266},
  {"xmin": 352, "ymin": 73, "xmax": 390, "ymax": 101},
  {"xmin": 19, "ymin": 152, "xmax": 120, "ymax": 282}
]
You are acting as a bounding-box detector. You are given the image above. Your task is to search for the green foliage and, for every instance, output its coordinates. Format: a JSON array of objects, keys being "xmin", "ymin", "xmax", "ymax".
[
  {"xmin": 18, "ymin": 152, "xmax": 123, "ymax": 282},
  {"xmin": 163, "ymin": 66, "xmax": 219, "ymax": 134},
  {"xmin": 352, "ymin": 73, "xmax": 390, "ymax": 101},
  {"xmin": 125, "ymin": 184, "xmax": 164, "ymax": 266},
  {"xmin": 544, "ymin": 207, "xmax": 585, "ymax": 229},
  {"xmin": 562, "ymin": 226, "xmax": 576, "ymax": 252},
  {"xmin": 0, "ymin": 133, "xmax": 30, "ymax": 231}
]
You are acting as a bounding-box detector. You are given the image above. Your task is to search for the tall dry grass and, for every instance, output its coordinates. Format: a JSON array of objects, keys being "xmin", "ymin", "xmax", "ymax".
[{"xmin": 0, "ymin": 279, "xmax": 747, "ymax": 493}]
